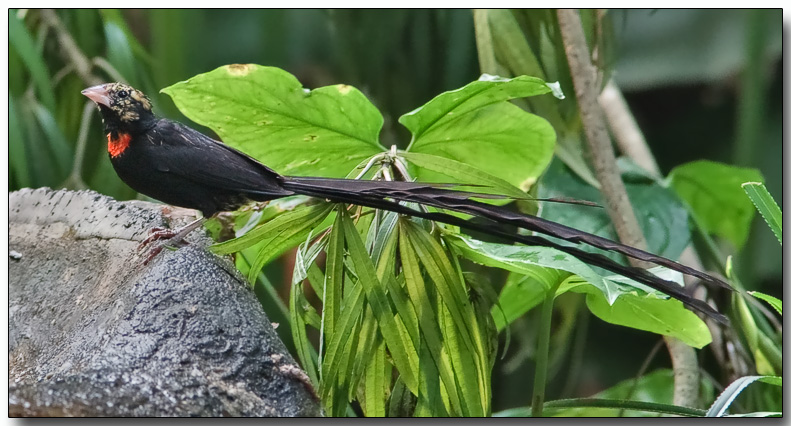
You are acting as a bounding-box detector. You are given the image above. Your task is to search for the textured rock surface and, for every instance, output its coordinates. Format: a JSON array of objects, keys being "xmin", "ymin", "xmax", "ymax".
[{"xmin": 8, "ymin": 188, "xmax": 321, "ymax": 417}]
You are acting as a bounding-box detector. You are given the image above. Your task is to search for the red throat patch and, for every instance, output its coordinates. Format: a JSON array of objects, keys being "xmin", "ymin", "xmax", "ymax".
[{"xmin": 107, "ymin": 132, "xmax": 131, "ymax": 158}]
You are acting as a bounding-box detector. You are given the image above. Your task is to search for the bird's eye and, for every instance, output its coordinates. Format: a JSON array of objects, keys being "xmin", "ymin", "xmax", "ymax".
[{"xmin": 117, "ymin": 90, "xmax": 129, "ymax": 99}]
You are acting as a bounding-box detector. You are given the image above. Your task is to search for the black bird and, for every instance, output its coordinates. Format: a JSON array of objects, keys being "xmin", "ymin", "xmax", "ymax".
[{"xmin": 82, "ymin": 82, "xmax": 730, "ymax": 323}]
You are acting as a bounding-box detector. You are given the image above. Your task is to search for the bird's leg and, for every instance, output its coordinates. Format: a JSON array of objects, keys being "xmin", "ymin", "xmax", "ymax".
[
  {"xmin": 138, "ymin": 228, "xmax": 181, "ymax": 249},
  {"xmin": 138, "ymin": 217, "xmax": 207, "ymax": 264}
]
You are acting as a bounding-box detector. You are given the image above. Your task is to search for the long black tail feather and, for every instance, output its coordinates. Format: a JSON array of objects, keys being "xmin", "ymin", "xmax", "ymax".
[{"xmin": 281, "ymin": 176, "xmax": 730, "ymax": 323}]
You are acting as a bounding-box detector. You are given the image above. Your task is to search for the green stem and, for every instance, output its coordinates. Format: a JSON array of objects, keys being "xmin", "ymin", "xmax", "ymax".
[
  {"xmin": 531, "ymin": 277, "xmax": 564, "ymax": 417},
  {"xmin": 499, "ymin": 398, "xmax": 708, "ymax": 417},
  {"xmin": 733, "ymin": 10, "xmax": 770, "ymax": 168}
]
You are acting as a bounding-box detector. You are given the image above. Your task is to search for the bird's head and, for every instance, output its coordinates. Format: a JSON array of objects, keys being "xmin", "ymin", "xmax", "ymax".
[{"xmin": 82, "ymin": 83, "xmax": 156, "ymax": 133}]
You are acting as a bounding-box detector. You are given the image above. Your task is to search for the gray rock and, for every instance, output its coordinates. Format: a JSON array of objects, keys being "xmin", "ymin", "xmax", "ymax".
[{"xmin": 8, "ymin": 188, "xmax": 322, "ymax": 417}]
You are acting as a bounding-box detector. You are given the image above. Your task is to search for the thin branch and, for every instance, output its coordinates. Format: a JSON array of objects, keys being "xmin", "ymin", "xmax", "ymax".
[
  {"xmin": 92, "ymin": 57, "xmax": 128, "ymax": 84},
  {"xmin": 62, "ymin": 101, "xmax": 96, "ymax": 190},
  {"xmin": 598, "ymin": 80, "xmax": 661, "ymax": 176},
  {"xmin": 557, "ymin": 9, "xmax": 700, "ymax": 409},
  {"xmin": 39, "ymin": 9, "xmax": 102, "ymax": 86},
  {"xmin": 557, "ymin": 9, "xmax": 647, "ymax": 253}
]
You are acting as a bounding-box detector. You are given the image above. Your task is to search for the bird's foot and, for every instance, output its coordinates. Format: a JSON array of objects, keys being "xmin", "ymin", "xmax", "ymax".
[
  {"xmin": 137, "ymin": 227, "xmax": 190, "ymax": 265},
  {"xmin": 136, "ymin": 218, "xmax": 207, "ymax": 265},
  {"xmin": 139, "ymin": 227, "xmax": 178, "ymax": 250}
]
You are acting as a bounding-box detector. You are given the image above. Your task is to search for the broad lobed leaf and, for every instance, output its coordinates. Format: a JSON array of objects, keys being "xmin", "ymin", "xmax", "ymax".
[
  {"xmin": 667, "ymin": 160, "xmax": 763, "ymax": 249},
  {"xmin": 446, "ymin": 233, "xmax": 712, "ymax": 348},
  {"xmin": 540, "ymin": 160, "xmax": 691, "ymax": 263},
  {"xmin": 401, "ymin": 75, "xmax": 557, "ymax": 192},
  {"xmin": 163, "ymin": 64, "xmax": 384, "ymax": 177}
]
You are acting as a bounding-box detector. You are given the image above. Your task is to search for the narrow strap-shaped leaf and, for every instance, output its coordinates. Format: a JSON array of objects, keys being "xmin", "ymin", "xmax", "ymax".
[
  {"xmin": 347, "ymin": 307, "xmax": 380, "ymax": 401},
  {"xmin": 212, "ymin": 203, "xmax": 331, "ymax": 254},
  {"xmin": 349, "ymin": 215, "xmax": 415, "ymax": 403},
  {"xmin": 447, "ymin": 251, "xmax": 492, "ymax": 414},
  {"xmin": 374, "ymin": 223, "xmax": 420, "ymax": 348},
  {"xmin": 402, "ymin": 222, "xmax": 480, "ymax": 358},
  {"xmin": 9, "ymin": 10, "xmax": 56, "ymax": 111},
  {"xmin": 245, "ymin": 217, "xmax": 328, "ymax": 284},
  {"xmin": 742, "ymin": 182, "xmax": 782, "ymax": 244},
  {"xmin": 306, "ymin": 262, "xmax": 326, "ymax": 303},
  {"xmin": 361, "ymin": 336, "xmax": 388, "ymax": 417},
  {"xmin": 399, "ymin": 224, "xmax": 463, "ymax": 415},
  {"xmin": 319, "ymin": 281, "xmax": 363, "ymax": 386},
  {"xmin": 322, "ymin": 207, "xmax": 345, "ymax": 340},
  {"xmin": 9, "ymin": 95, "xmax": 31, "ymax": 188},
  {"xmin": 324, "ymin": 326, "xmax": 360, "ymax": 417},
  {"xmin": 388, "ymin": 375, "xmax": 417, "ymax": 417},
  {"xmin": 414, "ymin": 340, "xmax": 450, "ymax": 417},
  {"xmin": 319, "ymin": 280, "xmax": 365, "ymax": 415},
  {"xmin": 293, "ymin": 230, "xmax": 329, "ymax": 285},
  {"xmin": 402, "ymin": 221, "xmax": 487, "ymax": 415},
  {"xmin": 289, "ymin": 279, "xmax": 318, "ymax": 385},
  {"xmin": 485, "ymin": 9, "xmax": 547, "ymax": 79},
  {"xmin": 747, "ymin": 291, "xmax": 782, "ymax": 316},
  {"xmin": 31, "ymin": 102, "xmax": 73, "ymax": 179},
  {"xmin": 706, "ymin": 375, "xmax": 781, "ymax": 417},
  {"xmin": 340, "ymin": 210, "xmax": 420, "ymax": 394}
]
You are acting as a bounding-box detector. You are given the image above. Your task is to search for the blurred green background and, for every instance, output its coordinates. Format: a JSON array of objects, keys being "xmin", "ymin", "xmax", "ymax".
[{"xmin": 9, "ymin": 9, "xmax": 782, "ymax": 411}]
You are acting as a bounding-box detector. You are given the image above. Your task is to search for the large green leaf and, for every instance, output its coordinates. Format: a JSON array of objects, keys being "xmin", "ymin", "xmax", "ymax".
[
  {"xmin": 162, "ymin": 64, "xmax": 384, "ymax": 177},
  {"xmin": 478, "ymin": 9, "xmax": 601, "ymax": 189},
  {"xmin": 571, "ymin": 276, "xmax": 711, "ymax": 349},
  {"xmin": 400, "ymin": 75, "xmax": 557, "ymax": 191},
  {"xmin": 446, "ymin": 234, "xmax": 712, "ymax": 348},
  {"xmin": 667, "ymin": 160, "xmax": 764, "ymax": 249},
  {"xmin": 540, "ymin": 160, "xmax": 691, "ymax": 262},
  {"xmin": 398, "ymin": 151, "xmax": 526, "ymax": 199}
]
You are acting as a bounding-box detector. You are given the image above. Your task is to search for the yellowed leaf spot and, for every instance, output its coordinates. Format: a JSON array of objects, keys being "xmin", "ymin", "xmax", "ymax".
[
  {"xmin": 337, "ymin": 84, "xmax": 352, "ymax": 95},
  {"xmin": 226, "ymin": 64, "xmax": 253, "ymax": 76},
  {"xmin": 520, "ymin": 177, "xmax": 537, "ymax": 192}
]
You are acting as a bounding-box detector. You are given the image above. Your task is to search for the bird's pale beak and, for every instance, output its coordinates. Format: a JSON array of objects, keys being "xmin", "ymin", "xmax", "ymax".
[{"xmin": 81, "ymin": 84, "xmax": 112, "ymax": 107}]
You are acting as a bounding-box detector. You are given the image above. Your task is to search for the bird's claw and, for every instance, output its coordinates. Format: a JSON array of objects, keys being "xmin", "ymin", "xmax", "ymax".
[
  {"xmin": 138, "ymin": 227, "xmax": 176, "ymax": 251},
  {"xmin": 138, "ymin": 240, "xmax": 190, "ymax": 265},
  {"xmin": 141, "ymin": 244, "xmax": 165, "ymax": 265},
  {"xmin": 137, "ymin": 227, "xmax": 190, "ymax": 265}
]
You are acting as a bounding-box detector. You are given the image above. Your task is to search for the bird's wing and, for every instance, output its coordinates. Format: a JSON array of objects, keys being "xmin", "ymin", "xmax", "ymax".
[{"xmin": 145, "ymin": 119, "xmax": 291, "ymax": 197}]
